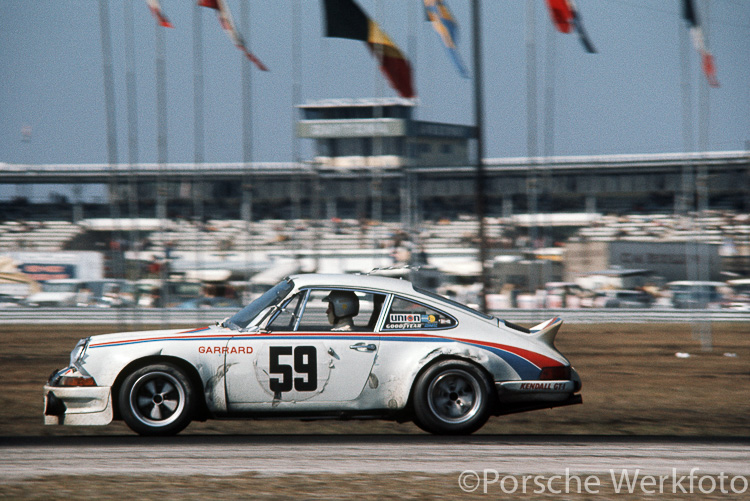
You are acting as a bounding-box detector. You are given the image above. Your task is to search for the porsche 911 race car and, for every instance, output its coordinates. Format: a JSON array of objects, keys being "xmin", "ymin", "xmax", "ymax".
[{"xmin": 44, "ymin": 273, "xmax": 582, "ymax": 435}]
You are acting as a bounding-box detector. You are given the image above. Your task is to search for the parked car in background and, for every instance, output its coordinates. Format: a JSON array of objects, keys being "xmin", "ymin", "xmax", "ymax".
[
  {"xmin": 667, "ymin": 281, "xmax": 726, "ymax": 309},
  {"xmin": 592, "ymin": 290, "xmax": 654, "ymax": 308},
  {"xmin": 136, "ymin": 280, "xmax": 203, "ymax": 308},
  {"xmin": 85, "ymin": 279, "xmax": 136, "ymax": 307},
  {"xmin": 177, "ymin": 296, "xmax": 243, "ymax": 309},
  {"xmin": 24, "ymin": 279, "xmax": 136, "ymax": 307},
  {"xmin": 542, "ymin": 282, "xmax": 588, "ymax": 309},
  {"xmin": 24, "ymin": 279, "xmax": 86, "ymax": 307},
  {"xmin": 725, "ymin": 279, "xmax": 750, "ymax": 310}
]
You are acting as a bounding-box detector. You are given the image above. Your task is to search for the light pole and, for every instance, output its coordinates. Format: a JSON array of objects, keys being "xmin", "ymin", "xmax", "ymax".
[{"xmin": 472, "ymin": 0, "xmax": 490, "ymax": 312}]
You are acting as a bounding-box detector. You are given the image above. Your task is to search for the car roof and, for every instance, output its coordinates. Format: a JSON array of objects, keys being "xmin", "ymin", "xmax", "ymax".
[
  {"xmin": 667, "ymin": 281, "xmax": 725, "ymax": 287},
  {"xmin": 289, "ymin": 273, "xmax": 418, "ymax": 295}
]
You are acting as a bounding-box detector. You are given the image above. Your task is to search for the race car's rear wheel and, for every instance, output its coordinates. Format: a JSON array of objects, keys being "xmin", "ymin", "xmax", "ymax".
[
  {"xmin": 119, "ymin": 363, "xmax": 194, "ymax": 436},
  {"xmin": 412, "ymin": 360, "xmax": 492, "ymax": 435}
]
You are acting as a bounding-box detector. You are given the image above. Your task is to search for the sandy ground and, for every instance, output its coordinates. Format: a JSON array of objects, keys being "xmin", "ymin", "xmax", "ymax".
[
  {"xmin": 2, "ymin": 321, "xmax": 748, "ymax": 437},
  {"xmin": 3, "ymin": 471, "xmax": 748, "ymax": 500},
  {"xmin": 1, "ymin": 321, "xmax": 748, "ymax": 499}
]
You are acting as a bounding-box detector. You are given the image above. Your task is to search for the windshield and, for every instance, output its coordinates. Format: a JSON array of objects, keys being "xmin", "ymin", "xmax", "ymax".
[
  {"xmin": 225, "ymin": 279, "xmax": 294, "ymax": 330},
  {"xmin": 42, "ymin": 282, "xmax": 79, "ymax": 293}
]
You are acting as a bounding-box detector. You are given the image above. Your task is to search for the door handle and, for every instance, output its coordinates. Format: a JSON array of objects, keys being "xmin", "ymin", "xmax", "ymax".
[{"xmin": 349, "ymin": 342, "xmax": 377, "ymax": 352}]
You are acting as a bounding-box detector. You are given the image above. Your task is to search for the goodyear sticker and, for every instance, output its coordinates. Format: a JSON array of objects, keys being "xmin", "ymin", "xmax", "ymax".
[{"xmin": 385, "ymin": 323, "xmax": 422, "ymax": 329}]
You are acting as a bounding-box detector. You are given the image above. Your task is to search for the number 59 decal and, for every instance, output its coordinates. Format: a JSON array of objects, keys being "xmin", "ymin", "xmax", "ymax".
[{"xmin": 269, "ymin": 346, "xmax": 317, "ymax": 392}]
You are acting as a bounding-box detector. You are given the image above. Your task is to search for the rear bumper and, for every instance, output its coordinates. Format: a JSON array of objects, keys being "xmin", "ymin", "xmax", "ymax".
[
  {"xmin": 494, "ymin": 368, "xmax": 582, "ymax": 415},
  {"xmin": 492, "ymin": 383, "xmax": 582, "ymax": 416},
  {"xmin": 43, "ymin": 385, "xmax": 113, "ymax": 426},
  {"xmin": 495, "ymin": 366, "xmax": 582, "ymax": 402},
  {"xmin": 496, "ymin": 380, "xmax": 577, "ymax": 403}
]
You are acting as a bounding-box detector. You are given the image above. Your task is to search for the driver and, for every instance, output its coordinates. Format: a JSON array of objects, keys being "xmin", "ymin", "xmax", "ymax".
[{"xmin": 323, "ymin": 290, "xmax": 360, "ymax": 331}]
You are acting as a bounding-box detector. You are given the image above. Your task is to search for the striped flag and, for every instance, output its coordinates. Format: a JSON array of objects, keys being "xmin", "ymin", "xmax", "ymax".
[
  {"xmin": 544, "ymin": 0, "xmax": 596, "ymax": 53},
  {"xmin": 199, "ymin": 0, "xmax": 268, "ymax": 71},
  {"xmin": 323, "ymin": 0, "xmax": 415, "ymax": 98},
  {"xmin": 423, "ymin": 0, "xmax": 469, "ymax": 78},
  {"xmin": 682, "ymin": 0, "xmax": 719, "ymax": 87},
  {"xmin": 146, "ymin": 0, "xmax": 173, "ymax": 28}
]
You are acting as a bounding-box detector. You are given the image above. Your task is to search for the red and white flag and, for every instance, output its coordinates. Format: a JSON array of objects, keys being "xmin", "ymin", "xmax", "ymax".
[
  {"xmin": 682, "ymin": 0, "xmax": 719, "ymax": 87},
  {"xmin": 199, "ymin": 0, "xmax": 268, "ymax": 71},
  {"xmin": 145, "ymin": 0, "xmax": 173, "ymax": 28}
]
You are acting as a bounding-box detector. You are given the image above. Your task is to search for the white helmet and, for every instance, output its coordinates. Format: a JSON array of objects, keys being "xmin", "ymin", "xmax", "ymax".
[{"xmin": 323, "ymin": 290, "xmax": 359, "ymax": 318}]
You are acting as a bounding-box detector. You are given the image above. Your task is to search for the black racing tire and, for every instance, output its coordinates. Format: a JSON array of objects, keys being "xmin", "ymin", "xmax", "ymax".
[
  {"xmin": 412, "ymin": 359, "xmax": 493, "ymax": 435},
  {"xmin": 119, "ymin": 363, "xmax": 195, "ymax": 436}
]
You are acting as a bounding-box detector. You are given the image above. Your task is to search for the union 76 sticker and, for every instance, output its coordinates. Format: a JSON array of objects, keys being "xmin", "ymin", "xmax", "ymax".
[{"xmin": 390, "ymin": 314, "xmax": 422, "ymax": 323}]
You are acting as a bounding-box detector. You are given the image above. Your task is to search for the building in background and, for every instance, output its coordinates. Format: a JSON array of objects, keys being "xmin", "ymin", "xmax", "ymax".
[{"xmin": 297, "ymin": 98, "xmax": 474, "ymax": 170}]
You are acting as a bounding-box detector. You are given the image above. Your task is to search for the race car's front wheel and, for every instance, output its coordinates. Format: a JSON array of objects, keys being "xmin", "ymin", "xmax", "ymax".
[
  {"xmin": 119, "ymin": 363, "xmax": 194, "ymax": 436},
  {"xmin": 412, "ymin": 360, "xmax": 492, "ymax": 435}
]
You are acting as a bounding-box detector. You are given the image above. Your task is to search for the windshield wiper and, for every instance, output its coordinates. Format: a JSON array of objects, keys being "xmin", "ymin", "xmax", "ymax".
[{"xmin": 218, "ymin": 317, "xmax": 236, "ymax": 330}]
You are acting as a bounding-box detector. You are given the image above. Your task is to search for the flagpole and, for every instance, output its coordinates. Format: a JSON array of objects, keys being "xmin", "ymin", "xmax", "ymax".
[
  {"xmin": 125, "ymin": 0, "xmax": 142, "ymax": 323},
  {"xmin": 471, "ymin": 0, "xmax": 489, "ymax": 313},
  {"xmin": 542, "ymin": 16, "xmax": 557, "ymax": 294},
  {"xmin": 526, "ymin": 0, "xmax": 539, "ymax": 296},
  {"xmin": 155, "ymin": 14, "xmax": 170, "ymax": 317},
  {"xmin": 99, "ymin": 0, "xmax": 124, "ymax": 329},
  {"xmin": 696, "ymin": 0, "xmax": 712, "ymax": 351},
  {"xmin": 405, "ymin": 1, "xmax": 417, "ymax": 242},
  {"xmin": 291, "ymin": 0, "xmax": 302, "ymax": 223},
  {"xmin": 98, "ymin": 0, "xmax": 118, "ymax": 181},
  {"xmin": 193, "ymin": 0, "xmax": 206, "ymax": 316},
  {"xmin": 240, "ymin": 0, "xmax": 255, "ymax": 277},
  {"xmin": 372, "ymin": 1, "xmax": 384, "ymax": 233}
]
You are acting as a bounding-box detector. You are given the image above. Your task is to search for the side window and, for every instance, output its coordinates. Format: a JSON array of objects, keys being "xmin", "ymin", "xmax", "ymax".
[
  {"xmin": 295, "ymin": 289, "xmax": 387, "ymax": 332},
  {"xmin": 383, "ymin": 296, "xmax": 457, "ymax": 331},
  {"xmin": 266, "ymin": 293, "xmax": 305, "ymax": 332}
]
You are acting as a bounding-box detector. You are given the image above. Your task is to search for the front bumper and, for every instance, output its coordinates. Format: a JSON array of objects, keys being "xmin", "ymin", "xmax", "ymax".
[{"xmin": 43, "ymin": 385, "xmax": 113, "ymax": 426}]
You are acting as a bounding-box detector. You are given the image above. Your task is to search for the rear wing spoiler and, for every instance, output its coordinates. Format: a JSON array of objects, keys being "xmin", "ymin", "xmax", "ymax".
[{"xmin": 529, "ymin": 316, "xmax": 563, "ymax": 348}]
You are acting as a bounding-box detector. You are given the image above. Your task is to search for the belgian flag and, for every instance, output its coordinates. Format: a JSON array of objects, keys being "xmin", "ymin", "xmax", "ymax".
[{"xmin": 323, "ymin": 0, "xmax": 415, "ymax": 98}]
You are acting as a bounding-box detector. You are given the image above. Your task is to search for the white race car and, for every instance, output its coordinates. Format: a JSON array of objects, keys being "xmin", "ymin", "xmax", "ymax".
[{"xmin": 44, "ymin": 273, "xmax": 581, "ymax": 435}]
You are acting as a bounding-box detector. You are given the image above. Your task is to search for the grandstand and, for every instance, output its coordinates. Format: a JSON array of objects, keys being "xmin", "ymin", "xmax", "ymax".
[
  {"xmin": 0, "ymin": 217, "xmax": 503, "ymax": 255},
  {"xmin": 143, "ymin": 217, "xmax": 504, "ymax": 253},
  {"xmin": 574, "ymin": 212, "xmax": 750, "ymax": 246},
  {"xmin": 0, "ymin": 221, "xmax": 83, "ymax": 252},
  {"xmin": 1, "ymin": 210, "xmax": 749, "ymax": 307},
  {"xmin": 1, "ymin": 211, "xmax": 748, "ymax": 258},
  {"xmin": 1, "ymin": 147, "xmax": 748, "ymax": 290}
]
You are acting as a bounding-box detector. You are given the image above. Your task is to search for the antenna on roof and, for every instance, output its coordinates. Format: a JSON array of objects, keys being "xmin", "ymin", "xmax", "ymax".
[{"xmin": 367, "ymin": 265, "xmax": 421, "ymax": 277}]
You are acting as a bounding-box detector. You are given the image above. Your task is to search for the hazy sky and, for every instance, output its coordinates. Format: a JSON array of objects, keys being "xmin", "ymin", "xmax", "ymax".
[{"xmin": 1, "ymin": 0, "xmax": 749, "ymax": 172}]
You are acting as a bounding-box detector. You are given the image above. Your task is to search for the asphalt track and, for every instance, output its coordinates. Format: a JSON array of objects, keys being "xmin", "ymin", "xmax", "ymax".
[{"xmin": 2, "ymin": 436, "xmax": 749, "ymax": 480}]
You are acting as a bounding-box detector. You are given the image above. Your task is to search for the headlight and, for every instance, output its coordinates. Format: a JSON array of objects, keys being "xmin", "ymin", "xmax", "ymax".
[{"xmin": 69, "ymin": 337, "xmax": 90, "ymax": 366}]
